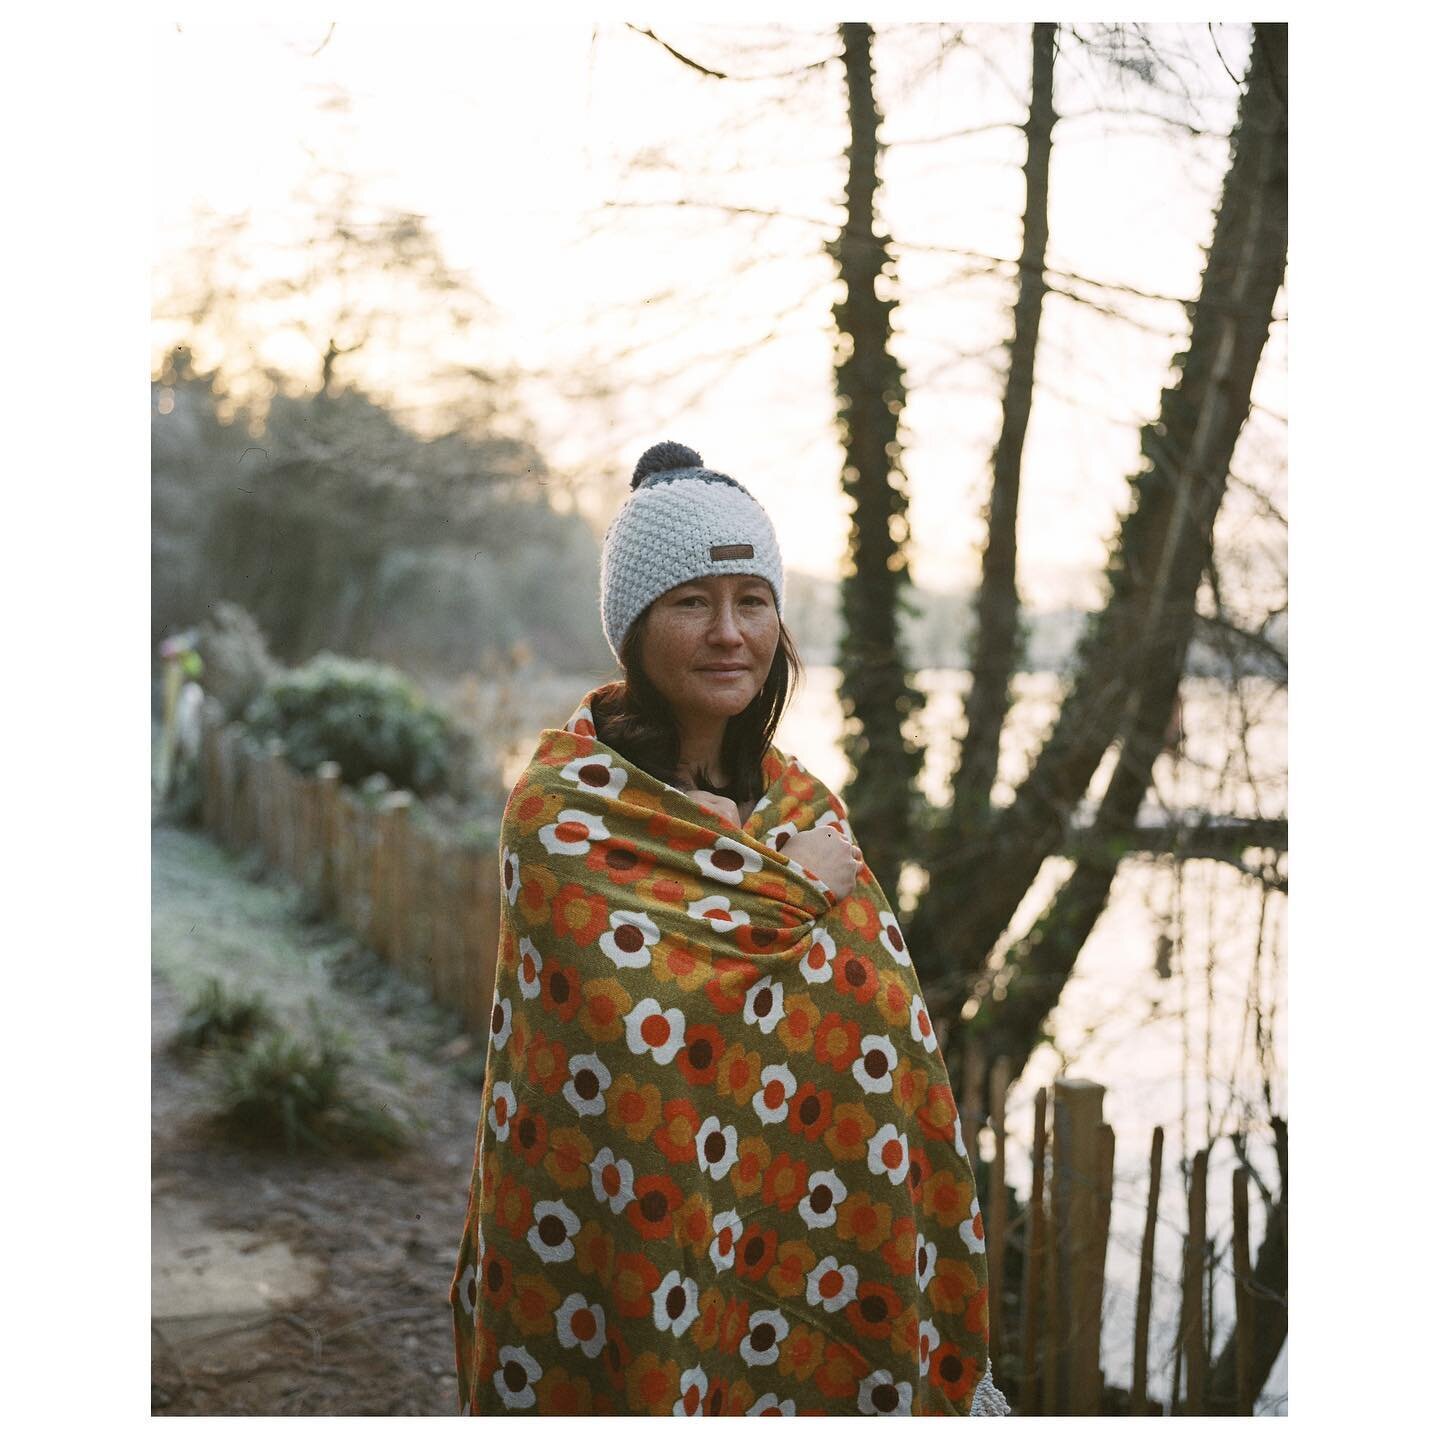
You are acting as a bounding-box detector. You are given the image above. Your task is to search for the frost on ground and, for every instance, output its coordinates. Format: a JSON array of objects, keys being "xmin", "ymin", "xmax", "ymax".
[{"xmin": 151, "ymin": 821, "xmax": 484, "ymax": 1416}]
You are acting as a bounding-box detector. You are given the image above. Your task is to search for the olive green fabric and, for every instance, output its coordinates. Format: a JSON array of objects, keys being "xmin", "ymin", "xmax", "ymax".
[{"xmin": 451, "ymin": 685, "xmax": 997, "ymax": 1415}]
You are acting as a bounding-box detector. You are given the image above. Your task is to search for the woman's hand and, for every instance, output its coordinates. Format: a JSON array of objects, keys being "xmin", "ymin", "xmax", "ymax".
[
  {"xmin": 684, "ymin": 789, "xmax": 742, "ymax": 829},
  {"xmin": 784, "ymin": 824, "xmax": 863, "ymax": 900}
]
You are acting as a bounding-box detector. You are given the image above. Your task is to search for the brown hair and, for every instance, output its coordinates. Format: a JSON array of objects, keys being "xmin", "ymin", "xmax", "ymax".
[{"xmin": 592, "ymin": 608, "xmax": 804, "ymax": 803}]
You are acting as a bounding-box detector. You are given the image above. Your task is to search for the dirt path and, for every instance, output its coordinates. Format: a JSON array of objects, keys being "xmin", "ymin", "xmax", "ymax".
[{"xmin": 151, "ymin": 821, "xmax": 485, "ymax": 1415}]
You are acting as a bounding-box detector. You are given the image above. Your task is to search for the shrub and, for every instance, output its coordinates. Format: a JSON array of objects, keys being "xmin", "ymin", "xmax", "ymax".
[
  {"xmin": 243, "ymin": 653, "xmax": 458, "ymax": 796},
  {"xmin": 172, "ymin": 976, "xmax": 275, "ymax": 1054},
  {"xmin": 208, "ymin": 1004, "xmax": 407, "ymax": 1156}
]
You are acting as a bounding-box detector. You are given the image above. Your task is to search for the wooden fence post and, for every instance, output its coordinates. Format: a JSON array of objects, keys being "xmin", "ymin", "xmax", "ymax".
[
  {"xmin": 315, "ymin": 762, "xmax": 341, "ymax": 912},
  {"xmin": 262, "ymin": 739, "xmax": 285, "ymax": 872},
  {"xmin": 1020, "ymin": 1087, "xmax": 1047, "ymax": 1416},
  {"xmin": 1232, "ymin": 1166, "xmax": 1253, "ymax": 1415},
  {"xmin": 1181, "ymin": 1145, "xmax": 1210, "ymax": 1414},
  {"xmin": 382, "ymin": 794, "xmax": 413, "ymax": 971},
  {"xmin": 1051, "ymin": 1077, "xmax": 1107, "ymax": 1414},
  {"xmin": 986, "ymin": 1057, "xmax": 1010, "ymax": 1390},
  {"xmin": 338, "ymin": 791, "xmax": 362, "ymax": 937},
  {"xmin": 1132, "ymin": 1125, "xmax": 1164, "ymax": 1414}
]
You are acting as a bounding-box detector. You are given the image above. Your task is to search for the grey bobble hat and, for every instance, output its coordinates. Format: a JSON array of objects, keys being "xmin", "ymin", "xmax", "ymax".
[{"xmin": 599, "ymin": 441, "xmax": 785, "ymax": 661}]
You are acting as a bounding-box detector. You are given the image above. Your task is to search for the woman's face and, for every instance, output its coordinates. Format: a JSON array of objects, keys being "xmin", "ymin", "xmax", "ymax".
[{"xmin": 637, "ymin": 573, "xmax": 780, "ymax": 726}]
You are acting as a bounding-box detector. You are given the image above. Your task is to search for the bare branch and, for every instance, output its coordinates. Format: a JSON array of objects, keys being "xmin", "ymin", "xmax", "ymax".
[{"xmin": 624, "ymin": 24, "xmax": 836, "ymax": 81}]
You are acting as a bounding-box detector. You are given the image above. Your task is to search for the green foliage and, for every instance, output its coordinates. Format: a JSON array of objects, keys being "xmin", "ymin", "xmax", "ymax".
[
  {"xmin": 208, "ymin": 1002, "xmax": 406, "ymax": 1156},
  {"xmin": 172, "ymin": 975, "xmax": 275, "ymax": 1055},
  {"xmin": 244, "ymin": 652, "xmax": 457, "ymax": 795}
]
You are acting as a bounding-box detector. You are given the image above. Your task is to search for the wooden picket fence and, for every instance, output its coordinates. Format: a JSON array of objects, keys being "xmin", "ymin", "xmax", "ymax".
[
  {"xmin": 197, "ymin": 704, "xmax": 501, "ymax": 1037},
  {"xmin": 194, "ymin": 702, "xmax": 1261, "ymax": 1416},
  {"xmin": 970, "ymin": 1070, "xmax": 1261, "ymax": 1415}
]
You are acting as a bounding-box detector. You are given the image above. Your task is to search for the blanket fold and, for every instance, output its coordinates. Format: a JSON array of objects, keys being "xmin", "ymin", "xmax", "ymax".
[{"xmin": 451, "ymin": 684, "xmax": 1006, "ymax": 1416}]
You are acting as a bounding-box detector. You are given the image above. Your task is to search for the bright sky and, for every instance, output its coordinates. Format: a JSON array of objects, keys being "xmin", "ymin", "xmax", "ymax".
[{"xmin": 152, "ymin": 19, "xmax": 1282, "ymax": 609}]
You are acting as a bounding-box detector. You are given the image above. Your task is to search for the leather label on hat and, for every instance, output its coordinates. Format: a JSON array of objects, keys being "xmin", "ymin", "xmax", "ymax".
[{"xmin": 710, "ymin": 543, "xmax": 754, "ymax": 560}]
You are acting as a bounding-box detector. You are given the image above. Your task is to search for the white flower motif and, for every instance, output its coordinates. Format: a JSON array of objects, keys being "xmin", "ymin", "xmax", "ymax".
[
  {"xmin": 806, "ymin": 1255, "xmax": 859, "ymax": 1312},
  {"xmin": 598, "ymin": 908, "xmax": 660, "ymax": 969},
  {"xmin": 960, "ymin": 1195, "xmax": 986, "ymax": 1255},
  {"xmin": 687, "ymin": 895, "xmax": 750, "ymax": 933},
  {"xmin": 697, "ymin": 1116, "xmax": 740, "ymax": 1182},
  {"xmin": 539, "ymin": 808, "xmax": 610, "ymax": 856},
  {"xmin": 763, "ymin": 820, "xmax": 798, "ymax": 852},
  {"xmin": 798, "ymin": 1169, "xmax": 847, "ymax": 1229},
  {"xmin": 694, "ymin": 835, "xmax": 763, "ymax": 885},
  {"xmin": 624, "ymin": 996, "xmax": 686, "ymax": 1064},
  {"xmin": 915, "ymin": 1233, "xmax": 938, "ymax": 1292},
  {"xmin": 916, "ymin": 1319, "xmax": 940, "ymax": 1376},
  {"xmin": 739, "ymin": 1308, "xmax": 789, "ymax": 1366},
  {"xmin": 456, "ymin": 1263, "xmax": 477, "ymax": 1319},
  {"xmin": 868, "ymin": 1123, "xmax": 910, "ymax": 1186},
  {"xmin": 653, "ymin": 1270, "xmax": 701, "ymax": 1336},
  {"xmin": 853, "ymin": 1033, "xmax": 898, "ymax": 1094},
  {"xmin": 554, "ymin": 1292, "xmax": 607, "ymax": 1359},
  {"xmin": 953, "ymin": 1115, "xmax": 969, "ymax": 1160},
  {"xmin": 800, "ymin": 926, "xmax": 836, "ymax": 984},
  {"xmin": 563, "ymin": 1052, "xmax": 612, "ymax": 1117},
  {"xmin": 492, "ymin": 1345, "xmax": 542, "ymax": 1410},
  {"xmin": 858, "ymin": 1370, "xmax": 913, "ymax": 1416},
  {"xmin": 500, "ymin": 846, "xmax": 521, "ymax": 905},
  {"xmin": 812, "ymin": 810, "xmax": 855, "ymax": 843},
  {"xmin": 878, "ymin": 910, "xmax": 911, "ymax": 966},
  {"xmin": 710, "ymin": 1209, "xmax": 744, "ymax": 1271},
  {"xmin": 751, "ymin": 1062, "xmax": 797, "ymax": 1124},
  {"xmin": 527, "ymin": 1199, "xmax": 581, "ymax": 1263},
  {"xmin": 564, "ymin": 703, "xmax": 596, "ymax": 737},
  {"xmin": 488, "ymin": 1080, "xmax": 516, "ymax": 1142},
  {"xmin": 748, "ymin": 1394, "xmax": 796, "ymax": 1416},
  {"xmin": 910, "ymin": 993, "xmax": 937, "ymax": 1051},
  {"xmin": 489, "ymin": 994, "xmax": 512, "ymax": 1051},
  {"xmin": 589, "ymin": 1145, "xmax": 636, "ymax": 1214},
  {"xmin": 743, "ymin": 976, "xmax": 785, "ymax": 1035},
  {"xmin": 675, "ymin": 1365, "xmax": 709, "ymax": 1416},
  {"xmin": 516, "ymin": 937, "xmax": 543, "ymax": 1000},
  {"xmin": 560, "ymin": 751, "xmax": 629, "ymax": 799}
]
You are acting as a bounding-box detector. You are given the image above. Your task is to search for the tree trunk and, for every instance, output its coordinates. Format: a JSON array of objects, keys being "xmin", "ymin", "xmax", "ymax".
[
  {"xmin": 916, "ymin": 26, "xmax": 1288, "ymax": 1064},
  {"xmin": 909, "ymin": 20, "xmax": 1056, "ymax": 967},
  {"xmin": 830, "ymin": 22, "xmax": 923, "ymax": 902}
]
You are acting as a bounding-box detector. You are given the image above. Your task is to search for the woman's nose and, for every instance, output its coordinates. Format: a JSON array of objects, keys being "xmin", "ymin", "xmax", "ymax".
[{"xmin": 708, "ymin": 603, "xmax": 743, "ymax": 642}]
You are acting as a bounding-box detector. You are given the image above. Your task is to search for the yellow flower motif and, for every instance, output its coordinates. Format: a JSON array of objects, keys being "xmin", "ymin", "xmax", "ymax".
[
  {"xmin": 511, "ymin": 1272, "xmax": 563, "ymax": 1336},
  {"xmin": 651, "ymin": 933, "xmax": 713, "ymax": 991},
  {"xmin": 543, "ymin": 1126, "xmax": 595, "ymax": 1190},
  {"xmin": 515, "ymin": 864, "xmax": 559, "ymax": 927},
  {"xmin": 578, "ymin": 976, "xmax": 632, "ymax": 1045},
  {"xmin": 715, "ymin": 1042, "xmax": 763, "ymax": 1105},
  {"xmin": 836, "ymin": 1190, "xmax": 894, "ymax": 1252},
  {"xmin": 775, "ymin": 992, "xmax": 822, "ymax": 1054},
  {"xmin": 730, "ymin": 1135, "xmax": 773, "ymax": 1197},
  {"xmin": 767, "ymin": 1238, "xmax": 817, "ymax": 1298}
]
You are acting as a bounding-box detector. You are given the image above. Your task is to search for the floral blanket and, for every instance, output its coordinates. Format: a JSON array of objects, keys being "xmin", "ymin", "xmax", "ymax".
[{"xmin": 450, "ymin": 684, "xmax": 1004, "ymax": 1416}]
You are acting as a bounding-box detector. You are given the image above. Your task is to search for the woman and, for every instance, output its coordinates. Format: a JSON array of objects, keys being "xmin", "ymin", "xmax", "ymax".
[{"xmin": 450, "ymin": 442, "xmax": 1008, "ymax": 1416}]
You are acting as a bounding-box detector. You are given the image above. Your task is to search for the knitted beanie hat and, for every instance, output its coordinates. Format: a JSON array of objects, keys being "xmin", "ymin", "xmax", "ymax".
[{"xmin": 599, "ymin": 441, "xmax": 785, "ymax": 661}]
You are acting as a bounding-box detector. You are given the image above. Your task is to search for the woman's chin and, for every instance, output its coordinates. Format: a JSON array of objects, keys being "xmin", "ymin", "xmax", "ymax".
[{"xmin": 686, "ymin": 675, "xmax": 760, "ymax": 716}]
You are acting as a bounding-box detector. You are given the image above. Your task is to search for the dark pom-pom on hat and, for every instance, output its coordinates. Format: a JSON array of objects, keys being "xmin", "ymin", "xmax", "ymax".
[{"xmin": 631, "ymin": 441, "xmax": 704, "ymax": 489}]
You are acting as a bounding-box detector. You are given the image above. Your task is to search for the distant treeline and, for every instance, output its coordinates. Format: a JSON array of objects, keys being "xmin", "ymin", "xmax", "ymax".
[{"xmin": 153, "ymin": 362, "xmax": 1283, "ymax": 683}]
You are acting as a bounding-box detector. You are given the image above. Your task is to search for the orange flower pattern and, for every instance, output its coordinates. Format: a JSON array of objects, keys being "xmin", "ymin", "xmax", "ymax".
[{"xmin": 451, "ymin": 684, "xmax": 997, "ymax": 1416}]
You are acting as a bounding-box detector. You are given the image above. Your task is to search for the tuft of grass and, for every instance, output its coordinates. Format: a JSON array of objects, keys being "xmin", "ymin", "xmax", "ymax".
[
  {"xmin": 207, "ymin": 1002, "xmax": 407, "ymax": 1157},
  {"xmin": 172, "ymin": 976, "xmax": 275, "ymax": 1055}
]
